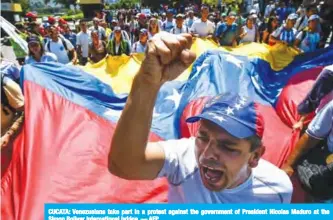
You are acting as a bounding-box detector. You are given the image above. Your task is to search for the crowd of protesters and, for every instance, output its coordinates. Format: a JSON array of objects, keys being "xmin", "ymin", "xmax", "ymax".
[{"xmin": 3, "ymin": 0, "xmax": 331, "ymax": 67}]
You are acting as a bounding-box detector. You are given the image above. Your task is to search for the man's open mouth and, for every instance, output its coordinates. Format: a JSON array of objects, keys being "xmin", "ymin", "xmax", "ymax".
[{"xmin": 201, "ymin": 165, "xmax": 224, "ymax": 184}]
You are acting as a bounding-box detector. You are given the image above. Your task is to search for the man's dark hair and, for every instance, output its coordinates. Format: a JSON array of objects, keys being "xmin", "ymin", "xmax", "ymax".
[{"xmin": 246, "ymin": 135, "xmax": 263, "ymax": 152}]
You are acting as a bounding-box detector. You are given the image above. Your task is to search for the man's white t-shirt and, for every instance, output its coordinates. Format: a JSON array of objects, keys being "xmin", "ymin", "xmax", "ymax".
[
  {"xmin": 76, "ymin": 31, "xmax": 91, "ymax": 58},
  {"xmin": 131, "ymin": 41, "xmax": 147, "ymax": 53},
  {"xmin": 157, "ymin": 138, "xmax": 293, "ymax": 203},
  {"xmin": 44, "ymin": 38, "xmax": 74, "ymax": 64},
  {"xmin": 170, "ymin": 26, "xmax": 190, "ymax": 35},
  {"xmin": 306, "ymin": 100, "xmax": 333, "ymax": 152},
  {"xmin": 190, "ymin": 19, "xmax": 215, "ymax": 37}
]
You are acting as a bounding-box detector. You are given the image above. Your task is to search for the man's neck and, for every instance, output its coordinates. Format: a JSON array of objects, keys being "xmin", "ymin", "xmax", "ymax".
[
  {"xmin": 227, "ymin": 168, "xmax": 252, "ymax": 189},
  {"xmin": 51, "ymin": 37, "xmax": 58, "ymax": 42},
  {"xmin": 140, "ymin": 41, "xmax": 146, "ymax": 46},
  {"xmin": 201, "ymin": 18, "xmax": 207, "ymax": 22},
  {"xmin": 34, "ymin": 53, "xmax": 41, "ymax": 62}
]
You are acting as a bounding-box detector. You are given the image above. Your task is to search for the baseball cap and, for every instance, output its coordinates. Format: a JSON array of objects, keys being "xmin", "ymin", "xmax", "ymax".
[
  {"xmin": 140, "ymin": 28, "xmax": 148, "ymax": 35},
  {"xmin": 139, "ymin": 13, "xmax": 147, "ymax": 19},
  {"xmin": 186, "ymin": 93, "xmax": 264, "ymax": 139},
  {"xmin": 114, "ymin": 26, "xmax": 121, "ymax": 31},
  {"xmin": 26, "ymin": 35, "xmax": 40, "ymax": 44},
  {"xmin": 176, "ymin": 13, "xmax": 185, "ymax": 19},
  {"xmin": 58, "ymin": 18, "xmax": 67, "ymax": 24},
  {"xmin": 287, "ymin": 13, "xmax": 298, "ymax": 20},
  {"xmin": 308, "ymin": 14, "xmax": 320, "ymax": 22},
  {"xmin": 228, "ymin": 11, "xmax": 237, "ymax": 18},
  {"xmin": 48, "ymin": 16, "xmax": 56, "ymax": 24},
  {"xmin": 250, "ymin": 9, "xmax": 257, "ymax": 15}
]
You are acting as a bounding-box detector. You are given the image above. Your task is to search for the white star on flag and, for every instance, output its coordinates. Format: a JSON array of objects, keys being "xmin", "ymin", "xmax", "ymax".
[
  {"xmin": 239, "ymin": 99, "xmax": 246, "ymax": 105},
  {"xmin": 165, "ymin": 89, "xmax": 182, "ymax": 109},
  {"xmin": 226, "ymin": 107, "xmax": 234, "ymax": 115},
  {"xmin": 240, "ymin": 96, "xmax": 247, "ymax": 102},
  {"xmin": 225, "ymin": 54, "xmax": 243, "ymax": 68},
  {"xmin": 234, "ymin": 103, "xmax": 242, "ymax": 110}
]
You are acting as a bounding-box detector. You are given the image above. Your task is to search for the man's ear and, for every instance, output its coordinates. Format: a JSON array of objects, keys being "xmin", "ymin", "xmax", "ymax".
[{"xmin": 249, "ymin": 146, "xmax": 265, "ymax": 168}]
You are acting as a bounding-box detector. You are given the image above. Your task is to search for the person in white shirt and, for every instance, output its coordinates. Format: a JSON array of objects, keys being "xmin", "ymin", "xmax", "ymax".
[
  {"xmin": 162, "ymin": 10, "xmax": 176, "ymax": 32},
  {"xmin": 44, "ymin": 26, "xmax": 77, "ymax": 65},
  {"xmin": 190, "ymin": 6, "xmax": 215, "ymax": 38},
  {"xmin": 185, "ymin": 10, "xmax": 197, "ymax": 28},
  {"xmin": 239, "ymin": 15, "xmax": 260, "ymax": 43},
  {"xmin": 76, "ymin": 20, "xmax": 91, "ymax": 66},
  {"xmin": 88, "ymin": 18, "xmax": 106, "ymax": 41},
  {"xmin": 108, "ymin": 32, "xmax": 293, "ymax": 204},
  {"xmin": 170, "ymin": 14, "xmax": 190, "ymax": 35},
  {"xmin": 131, "ymin": 29, "xmax": 148, "ymax": 53}
]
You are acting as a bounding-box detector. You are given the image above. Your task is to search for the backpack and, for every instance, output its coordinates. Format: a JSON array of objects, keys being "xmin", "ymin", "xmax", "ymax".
[{"xmin": 46, "ymin": 37, "xmax": 73, "ymax": 60}]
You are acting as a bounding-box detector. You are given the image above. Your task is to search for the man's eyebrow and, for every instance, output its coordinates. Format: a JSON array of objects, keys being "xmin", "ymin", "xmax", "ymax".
[{"xmin": 217, "ymin": 139, "xmax": 238, "ymax": 146}]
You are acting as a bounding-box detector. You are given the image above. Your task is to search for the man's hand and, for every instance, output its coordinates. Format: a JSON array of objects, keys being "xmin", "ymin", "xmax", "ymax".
[
  {"xmin": 139, "ymin": 32, "xmax": 196, "ymax": 86},
  {"xmin": 71, "ymin": 57, "xmax": 78, "ymax": 65},
  {"xmin": 1, "ymin": 133, "xmax": 10, "ymax": 149}
]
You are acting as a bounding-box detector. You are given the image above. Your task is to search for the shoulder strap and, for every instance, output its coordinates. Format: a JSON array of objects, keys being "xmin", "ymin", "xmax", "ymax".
[
  {"xmin": 47, "ymin": 41, "xmax": 51, "ymax": 52},
  {"xmin": 134, "ymin": 42, "xmax": 138, "ymax": 51},
  {"xmin": 300, "ymin": 29, "xmax": 307, "ymax": 43},
  {"xmin": 61, "ymin": 38, "xmax": 68, "ymax": 51}
]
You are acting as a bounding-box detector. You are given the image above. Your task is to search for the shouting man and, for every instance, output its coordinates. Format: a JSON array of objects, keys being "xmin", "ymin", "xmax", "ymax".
[{"xmin": 108, "ymin": 32, "xmax": 292, "ymax": 203}]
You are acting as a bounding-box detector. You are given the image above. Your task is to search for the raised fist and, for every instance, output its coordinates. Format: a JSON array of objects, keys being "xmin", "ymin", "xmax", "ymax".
[{"xmin": 139, "ymin": 32, "xmax": 196, "ymax": 86}]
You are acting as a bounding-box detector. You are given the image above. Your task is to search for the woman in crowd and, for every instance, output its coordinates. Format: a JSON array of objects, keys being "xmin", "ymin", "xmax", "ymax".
[
  {"xmin": 148, "ymin": 18, "xmax": 160, "ymax": 39},
  {"xmin": 262, "ymin": 16, "xmax": 279, "ymax": 45},
  {"xmin": 269, "ymin": 13, "xmax": 298, "ymax": 46},
  {"xmin": 131, "ymin": 29, "xmax": 149, "ymax": 54},
  {"xmin": 89, "ymin": 30, "xmax": 107, "ymax": 63},
  {"xmin": 239, "ymin": 16, "xmax": 260, "ymax": 43},
  {"xmin": 25, "ymin": 35, "xmax": 57, "ymax": 64},
  {"xmin": 106, "ymin": 26, "xmax": 131, "ymax": 56}
]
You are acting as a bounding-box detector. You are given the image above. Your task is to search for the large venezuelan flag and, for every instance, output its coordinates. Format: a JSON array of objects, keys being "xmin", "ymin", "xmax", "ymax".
[{"xmin": 1, "ymin": 40, "xmax": 333, "ymax": 219}]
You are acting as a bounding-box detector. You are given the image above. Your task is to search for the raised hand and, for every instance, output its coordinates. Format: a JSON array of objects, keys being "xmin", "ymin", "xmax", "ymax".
[{"xmin": 139, "ymin": 32, "xmax": 196, "ymax": 86}]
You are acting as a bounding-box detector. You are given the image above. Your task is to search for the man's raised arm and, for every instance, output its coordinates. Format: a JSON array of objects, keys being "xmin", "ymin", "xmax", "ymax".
[{"xmin": 108, "ymin": 33, "xmax": 196, "ymax": 180}]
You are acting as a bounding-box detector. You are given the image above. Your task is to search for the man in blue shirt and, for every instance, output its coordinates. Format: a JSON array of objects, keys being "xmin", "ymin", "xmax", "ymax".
[
  {"xmin": 215, "ymin": 12, "xmax": 239, "ymax": 47},
  {"xmin": 63, "ymin": 24, "xmax": 77, "ymax": 48},
  {"xmin": 294, "ymin": 15, "xmax": 321, "ymax": 53},
  {"xmin": 276, "ymin": 1, "xmax": 288, "ymax": 24}
]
